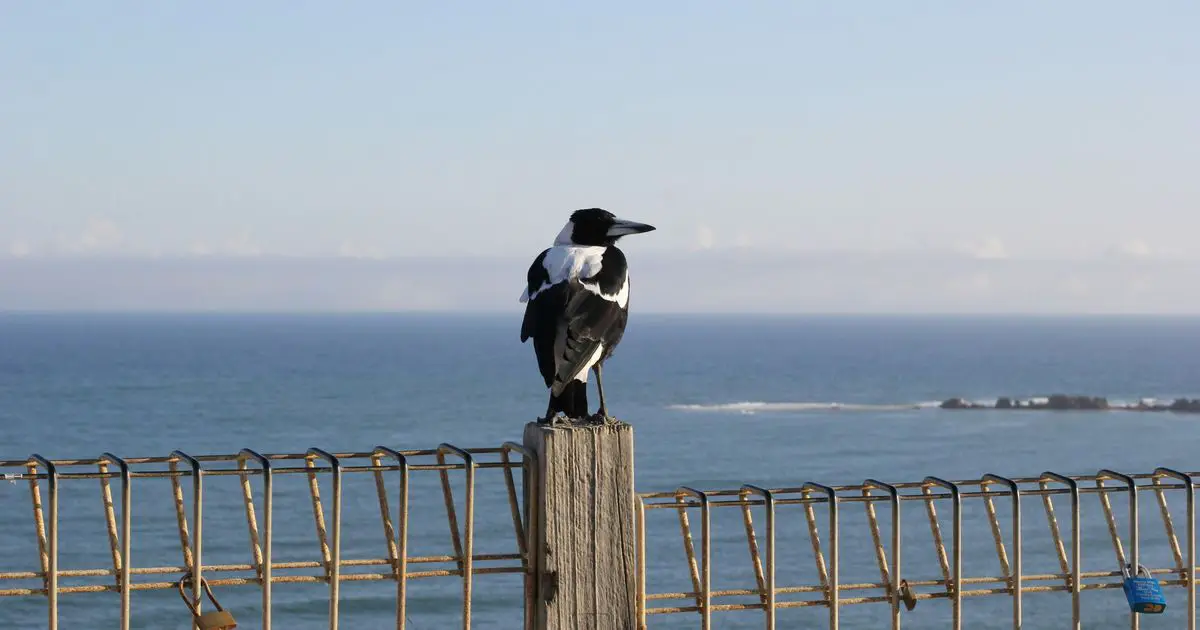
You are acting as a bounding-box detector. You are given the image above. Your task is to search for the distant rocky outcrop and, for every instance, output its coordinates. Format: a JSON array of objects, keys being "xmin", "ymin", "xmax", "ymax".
[
  {"xmin": 936, "ymin": 394, "xmax": 1200, "ymax": 413},
  {"xmin": 1043, "ymin": 394, "xmax": 1109, "ymax": 410},
  {"xmin": 1168, "ymin": 398, "xmax": 1200, "ymax": 412},
  {"xmin": 939, "ymin": 398, "xmax": 974, "ymax": 409}
]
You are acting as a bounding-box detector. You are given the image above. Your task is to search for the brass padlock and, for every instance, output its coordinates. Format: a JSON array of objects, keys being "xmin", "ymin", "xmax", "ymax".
[
  {"xmin": 898, "ymin": 579, "xmax": 917, "ymax": 611},
  {"xmin": 176, "ymin": 573, "xmax": 237, "ymax": 629}
]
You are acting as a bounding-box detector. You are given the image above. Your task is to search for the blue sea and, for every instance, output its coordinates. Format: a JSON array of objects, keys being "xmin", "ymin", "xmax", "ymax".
[{"xmin": 3, "ymin": 313, "xmax": 1200, "ymax": 629}]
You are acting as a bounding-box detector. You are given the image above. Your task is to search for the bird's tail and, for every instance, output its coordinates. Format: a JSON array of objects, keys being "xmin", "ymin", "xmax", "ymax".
[{"xmin": 550, "ymin": 380, "xmax": 589, "ymax": 419}]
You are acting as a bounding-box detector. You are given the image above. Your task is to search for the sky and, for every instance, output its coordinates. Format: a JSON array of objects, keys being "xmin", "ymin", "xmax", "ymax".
[{"xmin": 2, "ymin": 3, "xmax": 1198, "ymax": 312}]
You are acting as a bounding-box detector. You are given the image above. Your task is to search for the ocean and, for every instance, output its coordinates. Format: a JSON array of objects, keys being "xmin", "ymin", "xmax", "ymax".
[{"xmin": 2, "ymin": 313, "xmax": 1199, "ymax": 629}]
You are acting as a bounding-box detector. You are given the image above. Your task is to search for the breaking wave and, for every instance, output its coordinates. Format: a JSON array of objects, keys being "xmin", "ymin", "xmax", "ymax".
[{"xmin": 668, "ymin": 401, "xmax": 943, "ymax": 414}]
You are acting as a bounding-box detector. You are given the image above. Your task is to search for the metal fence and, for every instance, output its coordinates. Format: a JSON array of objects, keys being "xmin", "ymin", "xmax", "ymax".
[
  {"xmin": 0, "ymin": 444, "xmax": 535, "ymax": 630},
  {"xmin": 637, "ymin": 468, "xmax": 1197, "ymax": 629},
  {"xmin": 5, "ymin": 451, "xmax": 1199, "ymax": 629}
]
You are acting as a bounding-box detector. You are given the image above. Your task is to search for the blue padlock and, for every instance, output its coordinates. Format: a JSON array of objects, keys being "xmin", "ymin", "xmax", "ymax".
[{"xmin": 1122, "ymin": 563, "xmax": 1166, "ymax": 614}]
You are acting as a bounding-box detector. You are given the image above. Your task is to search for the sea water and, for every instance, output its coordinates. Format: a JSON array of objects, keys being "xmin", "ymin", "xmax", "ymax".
[{"xmin": 2, "ymin": 313, "xmax": 1199, "ymax": 628}]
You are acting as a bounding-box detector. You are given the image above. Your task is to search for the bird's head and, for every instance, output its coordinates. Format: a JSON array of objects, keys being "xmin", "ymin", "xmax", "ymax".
[{"xmin": 554, "ymin": 208, "xmax": 656, "ymax": 247}]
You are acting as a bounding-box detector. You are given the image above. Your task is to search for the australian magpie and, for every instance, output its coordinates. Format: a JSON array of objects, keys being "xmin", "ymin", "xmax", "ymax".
[{"xmin": 520, "ymin": 208, "xmax": 656, "ymax": 423}]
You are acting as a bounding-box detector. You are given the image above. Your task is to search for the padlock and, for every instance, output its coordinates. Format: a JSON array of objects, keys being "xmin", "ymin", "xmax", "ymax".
[
  {"xmin": 898, "ymin": 579, "xmax": 917, "ymax": 611},
  {"xmin": 1121, "ymin": 563, "xmax": 1166, "ymax": 614},
  {"xmin": 176, "ymin": 573, "xmax": 238, "ymax": 629}
]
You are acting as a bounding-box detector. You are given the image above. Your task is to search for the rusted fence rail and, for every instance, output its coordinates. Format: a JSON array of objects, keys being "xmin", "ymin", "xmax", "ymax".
[
  {"xmin": 1, "ymin": 443, "xmax": 535, "ymax": 630},
  {"xmin": 638, "ymin": 468, "xmax": 1197, "ymax": 629},
  {"xmin": 4, "ymin": 427, "xmax": 1197, "ymax": 630}
]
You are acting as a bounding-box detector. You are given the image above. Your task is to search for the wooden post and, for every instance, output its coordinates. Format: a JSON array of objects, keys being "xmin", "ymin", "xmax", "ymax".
[{"xmin": 523, "ymin": 420, "xmax": 637, "ymax": 630}]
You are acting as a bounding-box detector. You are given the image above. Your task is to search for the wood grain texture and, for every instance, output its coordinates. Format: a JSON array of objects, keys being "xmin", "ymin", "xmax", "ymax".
[{"xmin": 523, "ymin": 421, "xmax": 637, "ymax": 630}]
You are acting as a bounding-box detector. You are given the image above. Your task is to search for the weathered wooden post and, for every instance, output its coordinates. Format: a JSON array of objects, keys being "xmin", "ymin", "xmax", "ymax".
[{"xmin": 523, "ymin": 420, "xmax": 637, "ymax": 630}]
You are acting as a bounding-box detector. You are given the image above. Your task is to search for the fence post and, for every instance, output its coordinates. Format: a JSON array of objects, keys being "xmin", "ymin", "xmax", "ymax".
[{"xmin": 523, "ymin": 421, "xmax": 637, "ymax": 630}]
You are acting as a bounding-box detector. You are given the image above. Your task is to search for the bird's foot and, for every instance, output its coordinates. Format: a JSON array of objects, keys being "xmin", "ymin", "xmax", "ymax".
[
  {"xmin": 539, "ymin": 412, "xmax": 617, "ymax": 427},
  {"xmin": 588, "ymin": 412, "xmax": 617, "ymax": 426},
  {"xmin": 537, "ymin": 412, "xmax": 564, "ymax": 426}
]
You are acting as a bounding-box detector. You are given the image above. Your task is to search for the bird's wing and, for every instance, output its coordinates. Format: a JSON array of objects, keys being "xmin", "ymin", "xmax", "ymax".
[
  {"xmin": 519, "ymin": 248, "xmax": 550, "ymax": 307},
  {"xmin": 520, "ymin": 249, "xmax": 551, "ymax": 343},
  {"xmin": 548, "ymin": 278, "xmax": 626, "ymax": 395}
]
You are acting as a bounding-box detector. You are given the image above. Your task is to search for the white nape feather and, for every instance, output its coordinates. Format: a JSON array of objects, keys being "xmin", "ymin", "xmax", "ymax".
[
  {"xmin": 521, "ymin": 218, "xmax": 630, "ymax": 307},
  {"xmin": 525, "ymin": 245, "xmax": 606, "ymax": 302},
  {"xmin": 520, "ymin": 220, "xmax": 580, "ymax": 303},
  {"xmin": 553, "ymin": 220, "xmax": 575, "ymax": 246}
]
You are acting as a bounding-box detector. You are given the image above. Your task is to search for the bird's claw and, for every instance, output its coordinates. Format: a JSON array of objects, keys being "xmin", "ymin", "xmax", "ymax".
[
  {"xmin": 538, "ymin": 413, "xmax": 563, "ymax": 426},
  {"xmin": 588, "ymin": 412, "xmax": 617, "ymax": 426}
]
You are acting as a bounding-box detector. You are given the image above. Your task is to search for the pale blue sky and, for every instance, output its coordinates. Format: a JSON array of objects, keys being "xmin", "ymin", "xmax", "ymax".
[{"xmin": 2, "ymin": 2, "xmax": 1197, "ymax": 264}]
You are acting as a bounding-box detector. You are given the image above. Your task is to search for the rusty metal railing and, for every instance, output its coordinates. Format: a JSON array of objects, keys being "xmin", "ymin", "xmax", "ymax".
[
  {"xmin": 637, "ymin": 468, "xmax": 1198, "ymax": 629},
  {"xmin": 1, "ymin": 443, "xmax": 535, "ymax": 630},
  {"xmin": 10, "ymin": 447, "xmax": 1200, "ymax": 629}
]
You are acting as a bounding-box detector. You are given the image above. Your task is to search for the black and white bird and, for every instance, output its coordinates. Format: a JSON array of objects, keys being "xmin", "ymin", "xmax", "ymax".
[{"xmin": 520, "ymin": 208, "xmax": 656, "ymax": 423}]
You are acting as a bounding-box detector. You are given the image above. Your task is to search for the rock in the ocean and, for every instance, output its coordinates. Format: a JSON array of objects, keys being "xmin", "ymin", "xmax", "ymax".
[
  {"xmin": 1169, "ymin": 398, "xmax": 1200, "ymax": 412},
  {"xmin": 1044, "ymin": 394, "xmax": 1109, "ymax": 410},
  {"xmin": 940, "ymin": 398, "xmax": 971, "ymax": 409},
  {"xmin": 934, "ymin": 393, "xmax": 1199, "ymax": 413}
]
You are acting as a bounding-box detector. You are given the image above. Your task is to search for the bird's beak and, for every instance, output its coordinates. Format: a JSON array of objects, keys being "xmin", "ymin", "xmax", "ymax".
[{"xmin": 606, "ymin": 219, "xmax": 656, "ymax": 237}]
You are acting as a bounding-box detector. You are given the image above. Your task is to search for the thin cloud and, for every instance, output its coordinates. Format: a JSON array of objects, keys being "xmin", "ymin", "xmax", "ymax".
[
  {"xmin": 1110, "ymin": 239, "xmax": 1155, "ymax": 259},
  {"xmin": 47, "ymin": 217, "xmax": 125, "ymax": 255},
  {"xmin": 1100, "ymin": 238, "xmax": 1195, "ymax": 261},
  {"xmin": 693, "ymin": 224, "xmax": 715, "ymax": 250},
  {"xmin": 691, "ymin": 225, "xmax": 755, "ymax": 250},
  {"xmin": 221, "ymin": 229, "xmax": 261, "ymax": 256},
  {"xmin": 79, "ymin": 218, "xmax": 122, "ymax": 250},
  {"xmin": 957, "ymin": 237, "xmax": 1008, "ymax": 260},
  {"xmin": 7, "ymin": 240, "xmax": 33, "ymax": 258}
]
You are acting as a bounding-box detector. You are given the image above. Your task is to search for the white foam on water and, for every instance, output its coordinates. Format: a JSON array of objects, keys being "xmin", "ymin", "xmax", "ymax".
[{"xmin": 668, "ymin": 401, "xmax": 929, "ymax": 414}]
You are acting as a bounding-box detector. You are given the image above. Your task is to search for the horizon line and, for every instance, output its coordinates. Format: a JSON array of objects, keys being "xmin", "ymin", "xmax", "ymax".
[{"xmin": 4, "ymin": 309, "xmax": 1200, "ymax": 318}]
